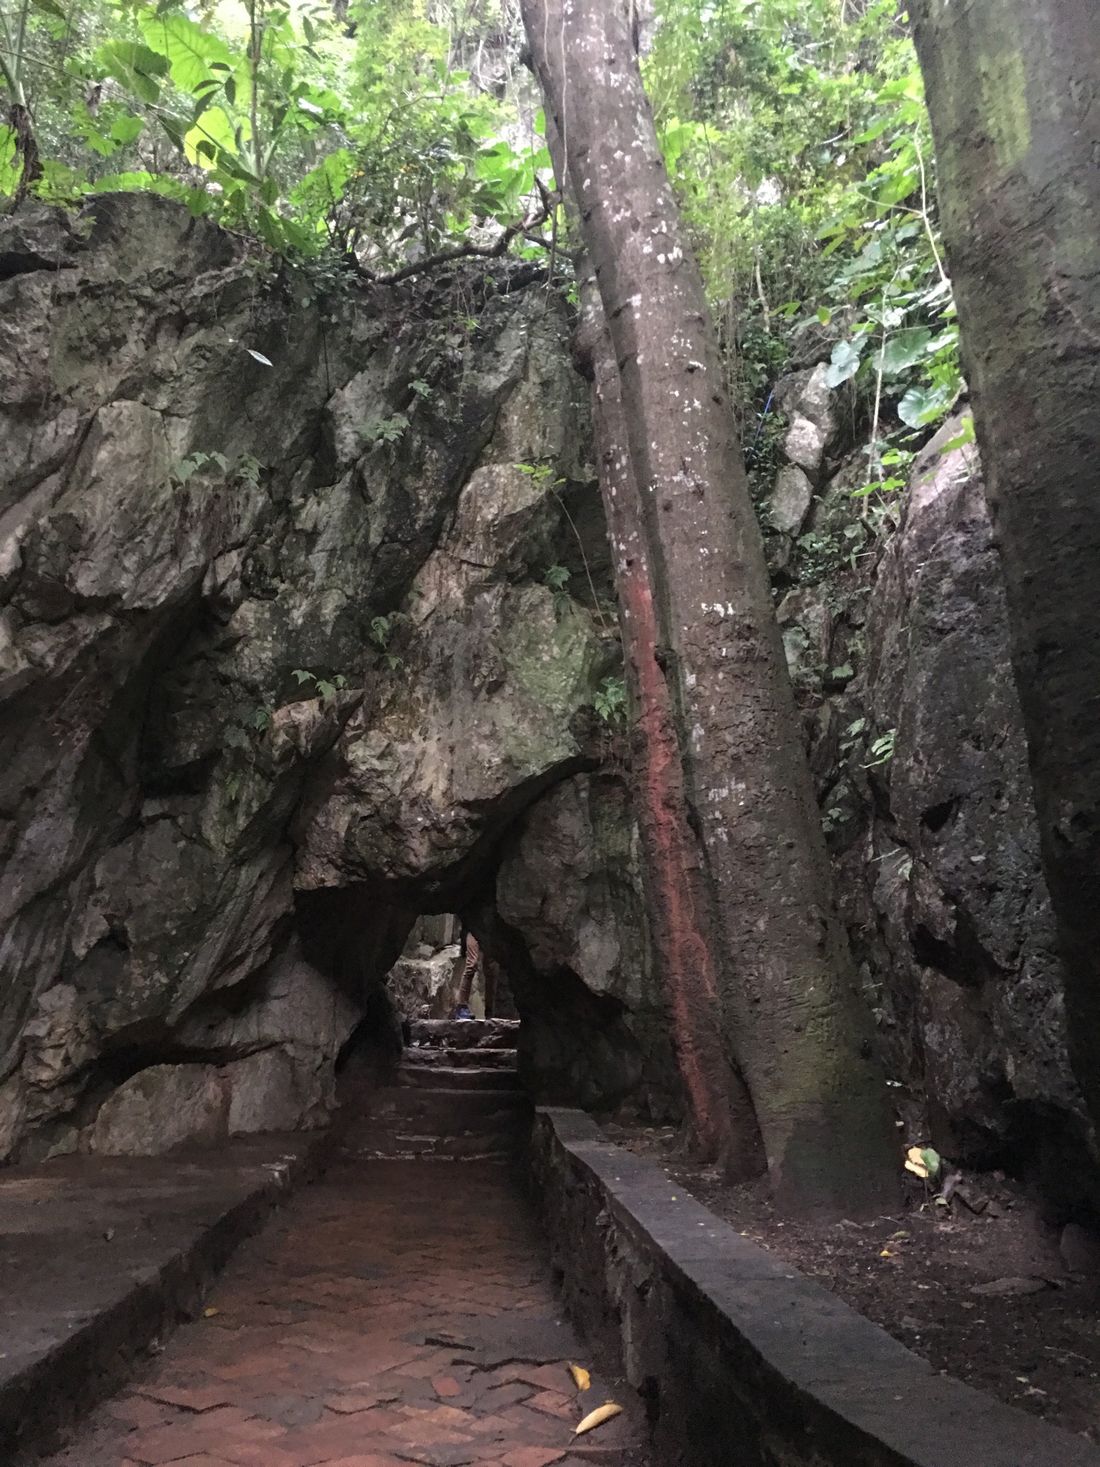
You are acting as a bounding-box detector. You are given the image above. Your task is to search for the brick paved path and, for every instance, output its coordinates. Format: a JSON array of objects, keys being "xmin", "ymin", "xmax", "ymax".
[{"xmin": 40, "ymin": 1161, "xmax": 648, "ymax": 1467}]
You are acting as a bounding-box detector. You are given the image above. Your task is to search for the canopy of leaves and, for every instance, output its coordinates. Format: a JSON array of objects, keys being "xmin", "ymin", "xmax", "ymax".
[
  {"xmin": 0, "ymin": 0, "xmax": 546, "ymax": 262},
  {"xmin": 645, "ymin": 0, "xmax": 963, "ymax": 485}
]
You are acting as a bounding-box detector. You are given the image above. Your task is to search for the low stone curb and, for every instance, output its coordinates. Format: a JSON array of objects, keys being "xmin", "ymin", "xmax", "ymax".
[
  {"xmin": 531, "ymin": 1107, "xmax": 1100, "ymax": 1467},
  {"xmin": 0, "ymin": 1132, "xmax": 327, "ymax": 1463}
]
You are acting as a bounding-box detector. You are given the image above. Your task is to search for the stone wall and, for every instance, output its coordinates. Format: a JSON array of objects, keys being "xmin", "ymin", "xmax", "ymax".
[{"xmin": 531, "ymin": 1108, "xmax": 1100, "ymax": 1467}]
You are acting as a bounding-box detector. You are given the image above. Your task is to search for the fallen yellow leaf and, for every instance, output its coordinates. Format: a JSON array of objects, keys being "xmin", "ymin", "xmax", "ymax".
[
  {"xmin": 905, "ymin": 1145, "xmax": 930, "ymax": 1179},
  {"xmin": 575, "ymin": 1402, "xmax": 622, "ymax": 1436},
  {"xmin": 202, "ymin": 1306, "xmax": 220, "ymax": 1318},
  {"xmin": 568, "ymin": 1363, "xmax": 591, "ymax": 1391}
]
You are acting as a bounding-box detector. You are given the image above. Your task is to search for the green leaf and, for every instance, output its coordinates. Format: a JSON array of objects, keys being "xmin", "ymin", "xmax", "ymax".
[
  {"xmin": 880, "ymin": 327, "xmax": 932, "ymax": 376},
  {"xmin": 824, "ymin": 338, "xmax": 862, "ymax": 388},
  {"xmin": 139, "ymin": 11, "xmax": 234, "ymax": 96},
  {"xmin": 0, "ymin": 127, "xmax": 17, "ymax": 196},
  {"xmin": 95, "ymin": 40, "xmax": 170, "ymax": 105},
  {"xmin": 109, "ymin": 114, "xmax": 145, "ymax": 146},
  {"xmin": 898, "ymin": 383, "xmax": 956, "ymax": 428},
  {"xmin": 940, "ymin": 415, "xmax": 976, "ymax": 453},
  {"xmin": 185, "ymin": 105, "xmax": 237, "ymax": 169}
]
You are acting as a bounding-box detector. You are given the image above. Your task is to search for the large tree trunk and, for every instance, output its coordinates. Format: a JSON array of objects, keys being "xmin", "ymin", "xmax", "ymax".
[
  {"xmin": 522, "ymin": 0, "xmax": 897, "ymax": 1213},
  {"xmin": 576, "ymin": 265, "xmax": 764, "ymax": 1174},
  {"xmin": 910, "ymin": 2, "xmax": 1100, "ymax": 1134}
]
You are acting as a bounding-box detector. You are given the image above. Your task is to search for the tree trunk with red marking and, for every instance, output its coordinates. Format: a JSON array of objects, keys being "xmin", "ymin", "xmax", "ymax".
[
  {"xmin": 577, "ymin": 266, "xmax": 764, "ymax": 1174},
  {"xmin": 522, "ymin": 0, "xmax": 896, "ymax": 1213}
]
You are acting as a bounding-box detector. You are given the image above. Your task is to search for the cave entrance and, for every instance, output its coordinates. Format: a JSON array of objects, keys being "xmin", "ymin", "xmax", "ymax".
[{"xmin": 386, "ymin": 913, "xmax": 518, "ymax": 1025}]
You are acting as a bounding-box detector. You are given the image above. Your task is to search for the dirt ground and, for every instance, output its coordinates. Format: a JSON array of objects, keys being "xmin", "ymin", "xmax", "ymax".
[{"xmin": 606, "ymin": 1122, "xmax": 1100, "ymax": 1444}]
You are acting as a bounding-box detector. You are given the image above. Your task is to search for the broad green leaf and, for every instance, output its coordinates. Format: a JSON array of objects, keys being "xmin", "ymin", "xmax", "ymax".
[
  {"xmin": 110, "ymin": 114, "xmax": 144, "ymax": 146},
  {"xmin": 824, "ymin": 338, "xmax": 862, "ymax": 388},
  {"xmin": 139, "ymin": 11, "xmax": 233, "ymax": 96},
  {"xmin": 0, "ymin": 126, "xmax": 17, "ymax": 197},
  {"xmin": 185, "ymin": 107, "xmax": 237, "ymax": 170},
  {"xmin": 95, "ymin": 40, "xmax": 170, "ymax": 105},
  {"xmin": 84, "ymin": 171, "xmax": 212, "ymax": 216},
  {"xmin": 880, "ymin": 327, "xmax": 932, "ymax": 376},
  {"xmin": 898, "ymin": 384, "xmax": 955, "ymax": 428}
]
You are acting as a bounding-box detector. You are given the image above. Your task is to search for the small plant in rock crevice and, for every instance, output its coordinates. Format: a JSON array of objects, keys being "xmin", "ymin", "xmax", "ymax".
[
  {"xmin": 593, "ymin": 674, "xmax": 628, "ymax": 726},
  {"xmin": 369, "ymin": 614, "xmax": 406, "ymax": 672},
  {"xmin": 359, "ymin": 412, "xmax": 410, "ymax": 455},
  {"xmin": 517, "ymin": 461, "xmax": 614, "ymax": 636},
  {"xmin": 863, "ymin": 728, "xmax": 897, "ymax": 769},
  {"xmin": 543, "ymin": 563, "xmax": 572, "ymax": 619},
  {"xmin": 292, "ymin": 667, "xmax": 349, "ymax": 702},
  {"xmin": 169, "ymin": 450, "xmax": 265, "ymax": 489}
]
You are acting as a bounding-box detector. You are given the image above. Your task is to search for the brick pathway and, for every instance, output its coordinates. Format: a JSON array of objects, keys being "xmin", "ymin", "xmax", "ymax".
[{"xmin": 40, "ymin": 1161, "xmax": 648, "ymax": 1467}]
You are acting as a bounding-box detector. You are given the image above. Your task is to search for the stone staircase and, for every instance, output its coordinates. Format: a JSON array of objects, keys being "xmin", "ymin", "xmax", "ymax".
[{"xmin": 341, "ymin": 1018, "xmax": 529, "ymax": 1163}]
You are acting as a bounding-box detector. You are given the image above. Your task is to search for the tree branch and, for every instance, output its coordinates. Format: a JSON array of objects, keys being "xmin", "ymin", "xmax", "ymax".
[{"xmin": 355, "ymin": 199, "xmax": 552, "ymax": 286}]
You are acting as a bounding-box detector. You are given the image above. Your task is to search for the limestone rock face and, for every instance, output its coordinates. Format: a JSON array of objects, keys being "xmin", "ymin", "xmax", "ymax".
[
  {"xmin": 1, "ymin": 196, "xmax": 1093, "ymax": 1192},
  {"xmin": 0, "ymin": 195, "xmax": 617, "ymax": 1161},
  {"xmin": 857, "ymin": 423, "xmax": 1087, "ymax": 1179},
  {"xmin": 388, "ymin": 948, "xmax": 461, "ymax": 1020},
  {"xmin": 493, "ymin": 772, "xmax": 680, "ymax": 1119},
  {"xmin": 769, "ymin": 409, "xmax": 1093, "ymax": 1194}
]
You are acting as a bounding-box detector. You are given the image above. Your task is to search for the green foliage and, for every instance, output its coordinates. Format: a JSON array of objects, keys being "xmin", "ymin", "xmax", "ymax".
[
  {"xmin": 593, "ymin": 675, "xmax": 627, "ymax": 726},
  {"xmin": 369, "ymin": 613, "xmax": 405, "ymax": 671},
  {"xmin": 291, "ymin": 667, "xmax": 348, "ymax": 702},
  {"xmin": 0, "ymin": 0, "xmax": 545, "ymax": 265},
  {"xmin": 169, "ymin": 448, "xmax": 263, "ymax": 487},
  {"xmin": 863, "ymin": 728, "xmax": 897, "ymax": 769},
  {"xmin": 360, "ymin": 412, "xmax": 409, "ymax": 451},
  {"xmin": 646, "ymin": 0, "xmax": 962, "ymax": 485},
  {"xmin": 543, "ymin": 563, "xmax": 572, "ymax": 618}
]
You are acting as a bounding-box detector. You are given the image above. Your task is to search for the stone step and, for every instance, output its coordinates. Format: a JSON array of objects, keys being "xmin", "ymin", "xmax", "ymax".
[
  {"xmin": 408, "ymin": 1018, "xmax": 520, "ymax": 1049},
  {"xmin": 342, "ymin": 1127, "xmax": 526, "ymax": 1161},
  {"xmin": 397, "ymin": 1064, "xmax": 520, "ymax": 1092},
  {"xmin": 403, "ymin": 1045, "xmax": 518, "ymax": 1071},
  {"xmin": 370, "ymin": 1089, "xmax": 530, "ymax": 1127}
]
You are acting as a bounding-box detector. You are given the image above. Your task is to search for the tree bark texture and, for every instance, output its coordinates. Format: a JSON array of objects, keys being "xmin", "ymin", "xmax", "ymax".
[
  {"xmin": 577, "ymin": 265, "xmax": 765, "ymax": 1175},
  {"xmin": 9, "ymin": 102, "xmax": 41, "ymax": 204},
  {"xmin": 910, "ymin": 1, "xmax": 1100, "ymax": 1134},
  {"xmin": 522, "ymin": 0, "xmax": 897, "ymax": 1212}
]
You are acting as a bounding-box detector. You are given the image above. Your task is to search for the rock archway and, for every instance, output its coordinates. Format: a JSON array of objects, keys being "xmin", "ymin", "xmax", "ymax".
[{"xmin": 0, "ymin": 196, "xmax": 677, "ymax": 1166}]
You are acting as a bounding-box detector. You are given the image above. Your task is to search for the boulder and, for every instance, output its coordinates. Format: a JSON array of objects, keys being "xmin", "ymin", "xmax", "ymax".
[{"xmin": 90, "ymin": 1065, "xmax": 229, "ymax": 1155}]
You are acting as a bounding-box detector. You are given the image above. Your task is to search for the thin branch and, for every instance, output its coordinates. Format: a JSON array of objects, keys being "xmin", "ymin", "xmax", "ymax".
[
  {"xmin": 914, "ymin": 132, "xmax": 949, "ymax": 288},
  {"xmin": 356, "ymin": 199, "xmax": 550, "ymax": 285}
]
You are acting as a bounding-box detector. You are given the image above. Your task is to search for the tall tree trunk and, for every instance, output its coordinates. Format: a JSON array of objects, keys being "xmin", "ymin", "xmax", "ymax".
[
  {"xmin": 910, "ymin": 2, "xmax": 1100, "ymax": 1134},
  {"xmin": 522, "ymin": 0, "xmax": 897, "ymax": 1213},
  {"xmin": 577, "ymin": 264, "xmax": 765, "ymax": 1175}
]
